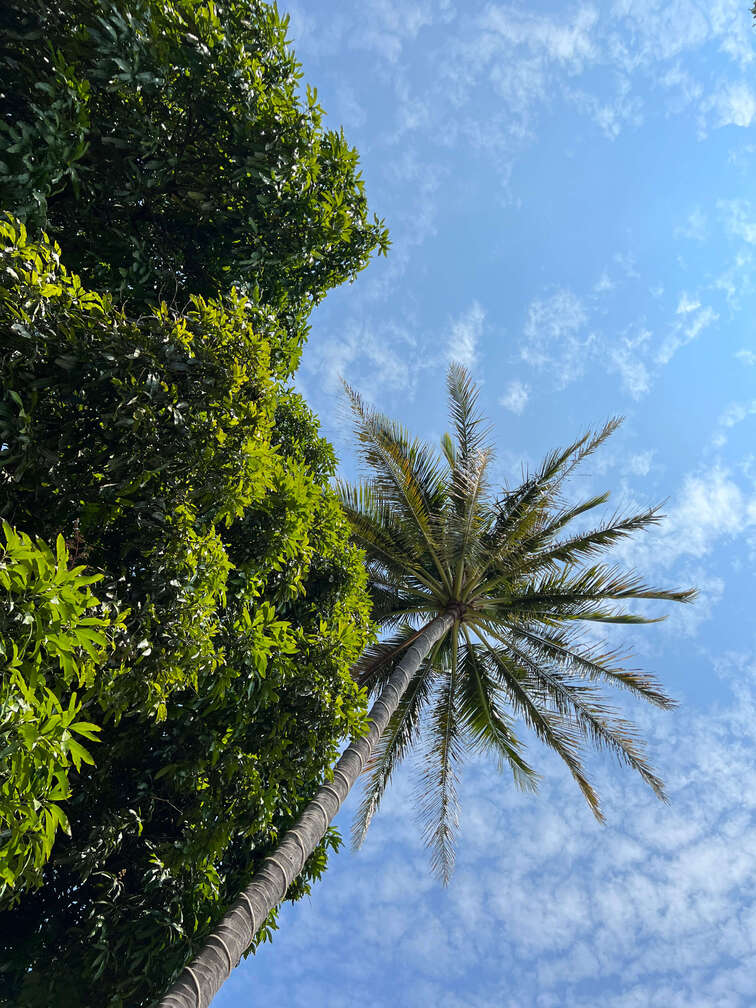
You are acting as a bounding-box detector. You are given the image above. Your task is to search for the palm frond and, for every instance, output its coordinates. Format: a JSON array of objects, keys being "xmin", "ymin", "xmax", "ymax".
[
  {"xmin": 367, "ymin": 595, "xmax": 439, "ymax": 635},
  {"xmin": 557, "ymin": 417, "xmax": 624, "ymax": 481},
  {"xmin": 344, "ymin": 382, "xmax": 453, "ymax": 593},
  {"xmin": 514, "ymin": 505, "xmax": 665, "ymax": 577},
  {"xmin": 448, "ymin": 450, "xmax": 493, "ymax": 596},
  {"xmin": 483, "ymin": 492, "xmax": 614, "ymax": 583},
  {"xmin": 484, "ymin": 419, "xmax": 623, "ymax": 557},
  {"xmin": 502, "ymin": 622, "xmax": 675, "ymax": 708},
  {"xmin": 471, "ymin": 628, "xmax": 602, "ymax": 818},
  {"xmin": 446, "ymin": 362, "xmax": 493, "ymax": 466},
  {"xmin": 457, "ymin": 631, "xmax": 537, "ymax": 790},
  {"xmin": 364, "ymin": 565, "xmax": 439, "ymax": 633},
  {"xmin": 487, "ymin": 564, "xmax": 695, "ymax": 623},
  {"xmin": 481, "ymin": 624, "xmax": 668, "ymax": 800},
  {"xmin": 441, "ymin": 431, "xmax": 456, "ymax": 468},
  {"xmin": 336, "ymin": 480, "xmax": 446, "ymax": 596},
  {"xmin": 415, "ymin": 633, "xmax": 462, "ymax": 884}
]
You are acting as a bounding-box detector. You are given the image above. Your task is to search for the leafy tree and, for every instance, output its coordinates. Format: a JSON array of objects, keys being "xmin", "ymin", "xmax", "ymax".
[
  {"xmin": 0, "ymin": 522, "xmax": 123, "ymax": 897},
  {"xmin": 162, "ymin": 364, "xmax": 694, "ymax": 1008},
  {"xmin": 0, "ymin": 0, "xmax": 388, "ymax": 999},
  {"xmin": 0, "ymin": 217, "xmax": 372, "ymax": 1006},
  {"xmin": 0, "ymin": 0, "xmax": 388, "ymax": 322}
]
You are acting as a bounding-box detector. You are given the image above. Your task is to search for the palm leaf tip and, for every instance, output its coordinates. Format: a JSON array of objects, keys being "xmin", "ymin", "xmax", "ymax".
[
  {"xmin": 446, "ymin": 361, "xmax": 493, "ymax": 462},
  {"xmin": 441, "ymin": 431, "xmax": 456, "ymax": 466}
]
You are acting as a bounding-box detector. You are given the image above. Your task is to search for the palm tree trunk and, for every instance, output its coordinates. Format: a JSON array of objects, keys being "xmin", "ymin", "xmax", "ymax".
[{"xmin": 158, "ymin": 613, "xmax": 453, "ymax": 1008}]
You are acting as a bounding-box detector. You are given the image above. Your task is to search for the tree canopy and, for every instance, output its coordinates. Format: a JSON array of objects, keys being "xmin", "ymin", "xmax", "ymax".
[
  {"xmin": 0, "ymin": 0, "xmax": 388, "ymax": 319},
  {"xmin": 0, "ymin": 214, "xmax": 372, "ymax": 1006},
  {"xmin": 0, "ymin": 1, "xmax": 386, "ymax": 1003}
]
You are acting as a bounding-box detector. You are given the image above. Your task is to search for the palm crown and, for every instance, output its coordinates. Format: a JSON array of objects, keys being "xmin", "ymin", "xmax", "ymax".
[{"xmin": 338, "ymin": 363, "xmax": 694, "ymax": 882}]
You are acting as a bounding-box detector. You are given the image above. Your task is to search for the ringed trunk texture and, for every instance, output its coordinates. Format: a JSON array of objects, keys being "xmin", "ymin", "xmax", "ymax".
[{"xmin": 158, "ymin": 613, "xmax": 453, "ymax": 1008}]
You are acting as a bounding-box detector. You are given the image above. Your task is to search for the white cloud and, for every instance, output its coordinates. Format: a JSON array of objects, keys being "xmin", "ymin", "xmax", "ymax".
[
  {"xmin": 480, "ymin": 4, "xmax": 599, "ymax": 69},
  {"xmin": 519, "ymin": 275, "xmax": 718, "ymax": 400},
  {"xmin": 446, "ymin": 301, "xmax": 485, "ymax": 370},
  {"xmin": 711, "ymin": 399, "xmax": 756, "ymax": 448},
  {"xmin": 521, "ymin": 288, "xmax": 593, "ymax": 387},
  {"xmin": 570, "ymin": 76, "xmax": 644, "ymax": 139},
  {"xmin": 712, "ymin": 81, "xmax": 756, "ymax": 127},
  {"xmin": 333, "ymin": 83, "xmax": 367, "ymax": 129},
  {"xmin": 498, "ymin": 380, "xmax": 529, "ymax": 414},
  {"xmin": 676, "ymin": 292, "xmax": 700, "ymax": 313},
  {"xmin": 660, "ymin": 63, "xmax": 704, "ymax": 114},
  {"xmin": 625, "ymin": 464, "xmax": 756, "ymax": 570},
  {"xmin": 667, "ymin": 466, "xmax": 754, "ymax": 558},
  {"xmin": 594, "ymin": 270, "xmax": 615, "ymax": 293},
  {"xmin": 736, "ymin": 349, "xmax": 756, "ymax": 366},
  {"xmin": 609, "ymin": 329, "xmax": 652, "ymax": 399},
  {"xmin": 439, "ymin": 4, "xmax": 603, "ymax": 149},
  {"xmin": 664, "ymin": 567, "xmax": 724, "ymax": 637},
  {"xmin": 714, "ymin": 249, "xmax": 755, "ymax": 310},
  {"xmin": 628, "ymin": 450, "xmax": 655, "ymax": 477},
  {"xmin": 674, "ymin": 207, "xmax": 707, "ymax": 241},
  {"xmin": 392, "ymin": 76, "xmax": 432, "ymax": 136},
  {"xmin": 656, "ymin": 304, "xmax": 718, "ymax": 366},
  {"xmin": 719, "ymin": 199, "xmax": 756, "ymax": 244},
  {"xmin": 613, "ymin": 251, "xmax": 640, "ymax": 279},
  {"xmin": 351, "ymin": 0, "xmax": 434, "ymax": 64},
  {"xmin": 610, "ymin": 0, "xmax": 711, "ymax": 64},
  {"xmin": 709, "ymin": 0, "xmax": 756, "ymax": 66},
  {"xmin": 303, "ymin": 318, "xmax": 421, "ymax": 407}
]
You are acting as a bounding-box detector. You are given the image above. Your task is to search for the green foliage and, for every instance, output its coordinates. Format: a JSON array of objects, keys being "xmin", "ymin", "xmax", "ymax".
[
  {"xmin": 0, "ymin": 523, "xmax": 122, "ymax": 896},
  {"xmin": 0, "ymin": 1, "xmax": 386, "ymax": 999},
  {"xmin": 0, "ymin": 220, "xmax": 373, "ymax": 1006},
  {"xmin": 0, "ymin": 0, "xmax": 388, "ymax": 319}
]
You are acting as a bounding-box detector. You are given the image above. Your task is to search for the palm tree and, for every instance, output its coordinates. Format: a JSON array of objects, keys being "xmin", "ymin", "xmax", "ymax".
[{"xmin": 160, "ymin": 364, "xmax": 693, "ymax": 1008}]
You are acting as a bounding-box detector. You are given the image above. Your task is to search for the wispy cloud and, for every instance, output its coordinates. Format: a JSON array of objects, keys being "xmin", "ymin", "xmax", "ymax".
[
  {"xmin": 609, "ymin": 328, "xmax": 652, "ymax": 400},
  {"xmin": 719, "ymin": 199, "xmax": 756, "ymax": 244},
  {"xmin": 594, "ymin": 270, "xmax": 615, "ymax": 293},
  {"xmin": 712, "ymin": 399, "xmax": 756, "ymax": 448},
  {"xmin": 480, "ymin": 4, "xmax": 598, "ymax": 66},
  {"xmin": 302, "ymin": 318, "xmax": 420, "ymax": 403},
  {"xmin": 447, "ymin": 301, "xmax": 485, "ymax": 370},
  {"xmin": 622, "ymin": 463, "xmax": 756, "ymax": 571},
  {"xmin": 676, "ymin": 292, "xmax": 700, "ymax": 314},
  {"xmin": 498, "ymin": 379, "xmax": 529, "ymax": 414},
  {"xmin": 610, "ymin": 0, "xmax": 711, "ymax": 65},
  {"xmin": 674, "ymin": 206, "xmax": 707, "ymax": 242},
  {"xmin": 518, "ymin": 277, "xmax": 718, "ymax": 399},
  {"xmin": 628, "ymin": 450, "xmax": 655, "ymax": 477},
  {"xmin": 656, "ymin": 304, "xmax": 718, "ymax": 366},
  {"xmin": 521, "ymin": 288, "xmax": 592, "ymax": 387},
  {"xmin": 711, "ymin": 80, "xmax": 756, "ymax": 127},
  {"xmin": 713, "ymin": 249, "xmax": 755, "ymax": 309},
  {"xmin": 570, "ymin": 76, "xmax": 644, "ymax": 139}
]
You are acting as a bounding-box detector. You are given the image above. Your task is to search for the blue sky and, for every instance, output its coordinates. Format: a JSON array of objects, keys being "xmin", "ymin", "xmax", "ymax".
[{"xmin": 219, "ymin": 2, "xmax": 756, "ymax": 1005}]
